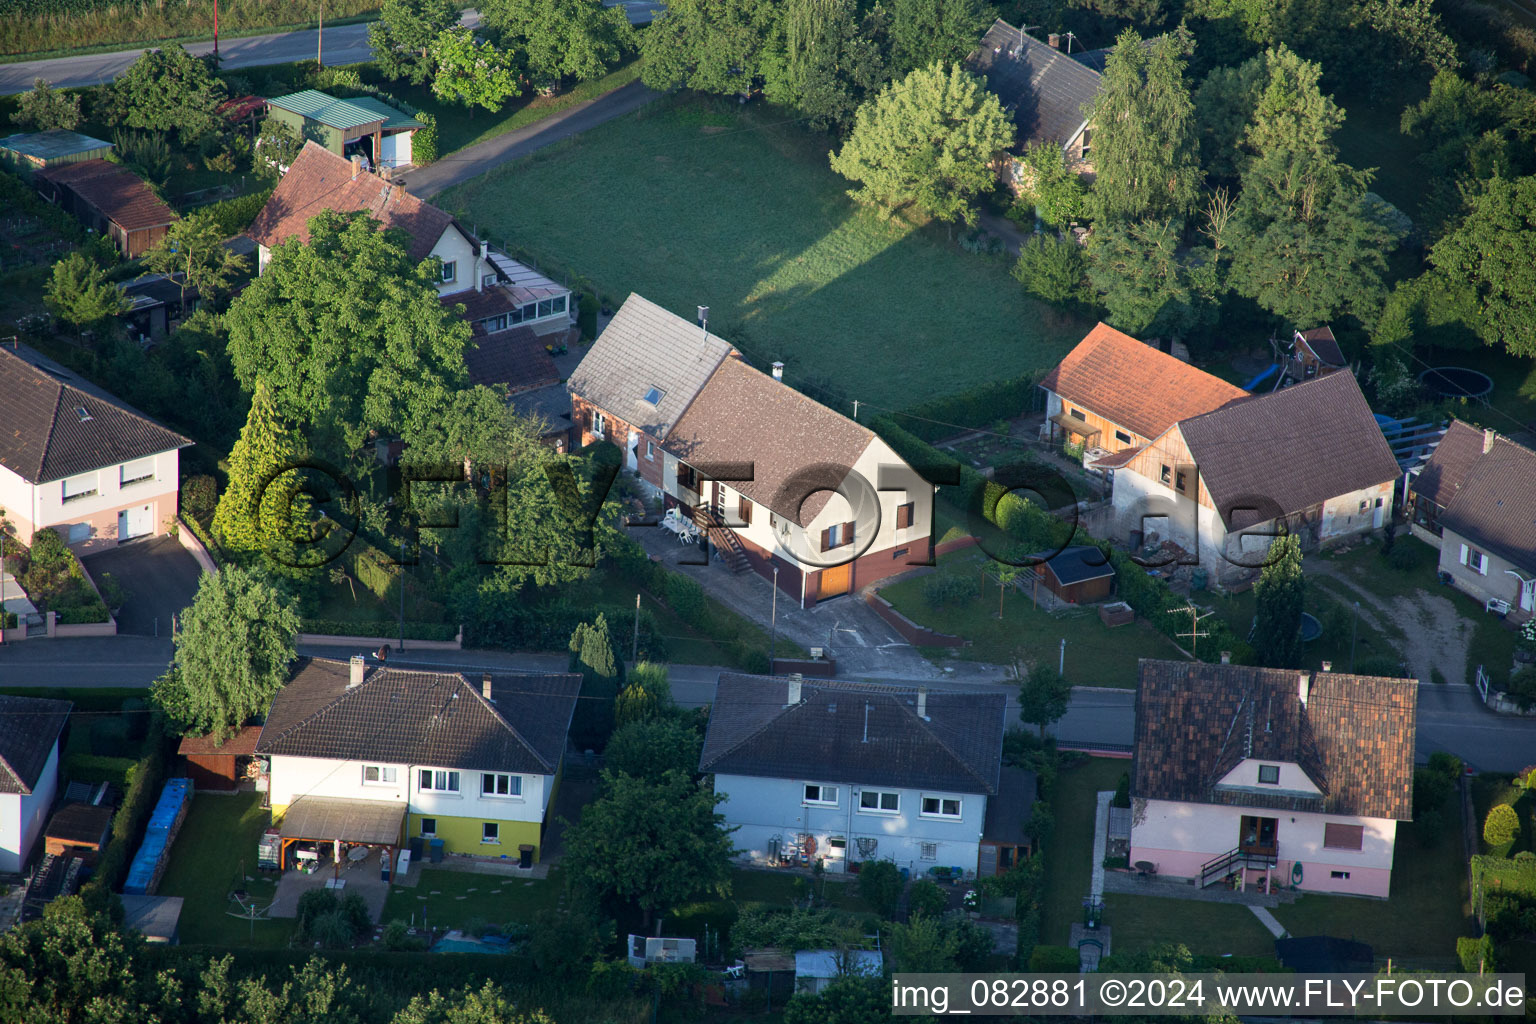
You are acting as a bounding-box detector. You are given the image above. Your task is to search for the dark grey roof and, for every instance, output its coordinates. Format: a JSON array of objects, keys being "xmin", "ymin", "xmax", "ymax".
[
  {"xmin": 1412, "ymin": 419, "xmax": 1488, "ymax": 511},
  {"xmin": 700, "ymin": 675, "xmax": 1006, "ymax": 795},
  {"xmin": 982, "ymin": 766, "xmax": 1038, "ymax": 844},
  {"xmin": 969, "ymin": 20, "xmax": 1101, "ymax": 149},
  {"xmin": 1178, "ymin": 372, "xmax": 1400, "ymax": 530},
  {"xmin": 0, "ymin": 342, "xmax": 192, "ymax": 484},
  {"xmin": 1439, "ymin": 431, "xmax": 1536, "ymax": 573},
  {"xmin": 1132, "ymin": 659, "xmax": 1415, "ymax": 820},
  {"xmin": 256, "ymin": 657, "xmax": 581, "ymax": 774},
  {"xmin": 567, "ymin": 294, "xmax": 736, "ymax": 441},
  {"xmin": 1037, "ymin": 545, "xmax": 1114, "ymax": 585},
  {"xmin": 0, "ymin": 695, "xmax": 71, "ymax": 795},
  {"xmin": 1070, "ymin": 47, "xmax": 1114, "ymax": 73}
]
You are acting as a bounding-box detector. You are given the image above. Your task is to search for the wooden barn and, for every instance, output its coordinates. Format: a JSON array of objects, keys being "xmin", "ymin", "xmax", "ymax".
[
  {"xmin": 1037, "ymin": 545, "xmax": 1116, "ymax": 604},
  {"xmin": 177, "ymin": 726, "xmax": 263, "ymax": 791},
  {"xmin": 34, "ymin": 159, "xmax": 178, "ymax": 258}
]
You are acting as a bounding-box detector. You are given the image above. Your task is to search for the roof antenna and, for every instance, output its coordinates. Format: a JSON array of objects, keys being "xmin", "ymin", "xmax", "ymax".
[{"xmin": 697, "ymin": 305, "xmax": 709, "ymax": 352}]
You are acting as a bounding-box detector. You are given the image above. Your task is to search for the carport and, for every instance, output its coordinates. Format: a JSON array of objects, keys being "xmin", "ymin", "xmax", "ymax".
[{"xmin": 277, "ymin": 796, "xmax": 404, "ymax": 872}]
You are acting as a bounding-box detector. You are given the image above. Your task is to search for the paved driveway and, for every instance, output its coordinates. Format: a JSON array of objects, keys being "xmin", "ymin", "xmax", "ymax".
[{"xmin": 82, "ymin": 534, "xmax": 204, "ymax": 637}]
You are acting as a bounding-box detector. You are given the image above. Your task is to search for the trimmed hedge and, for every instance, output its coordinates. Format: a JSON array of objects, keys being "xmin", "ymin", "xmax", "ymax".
[
  {"xmin": 895, "ymin": 373, "xmax": 1041, "ymax": 443},
  {"xmin": 193, "ymin": 186, "xmax": 275, "ymax": 237},
  {"xmin": 62, "ymin": 753, "xmax": 139, "ymax": 787},
  {"xmin": 0, "ymin": 611, "xmax": 14, "ymax": 629},
  {"xmin": 464, "ymin": 596, "xmax": 666, "ymax": 663},
  {"xmin": 300, "ymin": 619, "xmax": 458, "ymax": 642},
  {"xmin": 81, "ymin": 720, "xmax": 169, "ymax": 899}
]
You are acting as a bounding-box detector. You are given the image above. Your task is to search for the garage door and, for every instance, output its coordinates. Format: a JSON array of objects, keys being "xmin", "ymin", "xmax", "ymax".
[
  {"xmin": 818, "ymin": 562, "xmax": 852, "ymax": 600},
  {"xmin": 118, "ymin": 504, "xmax": 154, "ymax": 541}
]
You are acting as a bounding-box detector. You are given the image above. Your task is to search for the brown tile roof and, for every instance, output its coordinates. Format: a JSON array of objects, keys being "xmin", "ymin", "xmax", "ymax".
[
  {"xmin": 256, "ymin": 657, "xmax": 580, "ymax": 774},
  {"xmin": 36, "ymin": 159, "xmax": 177, "ymax": 231},
  {"xmin": 445, "ymin": 286, "xmax": 519, "ymax": 325},
  {"xmin": 1038, "ymin": 323, "xmax": 1247, "ymax": 441},
  {"xmin": 248, "ymin": 142, "xmax": 456, "ymax": 264},
  {"xmin": 463, "ymin": 325, "xmax": 562, "ymax": 393},
  {"xmin": 970, "ymin": 20, "xmax": 1098, "ymax": 148},
  {"xmin": 0, "ymin": 695, "xmax": 71, "ymax": 795},
  {"xmin": 45, "ymin": 802, "xmax": 114, "ymax": 845},
  {"xmin": 1439, "ymin": 431, "xmax": 1536, "ymax": 572},
  {"xmin": 1179, "ymin": 372, "xmax": 1400, "ymax": 529},
  {"xmin": 666, "ymin": 356, "xmax": 876, "ymax": 526},
  {"xmin": 701, "ymin": 675, "xmax": 1006, "ymax": 795},
  {"xmin": 0, "ymin": 342, "xmax": 192, "ymax": 483},
  {"xmin": 1413, "ymin": 419, "xmax": 1491, "ymax": 511},
  {"xmin": 177, "ymin": 725, "xmax": 264, "ymax": 757},
  {"xmin": 1132, "ymin": 659, "xmax": 1415, "ymax": 820}
]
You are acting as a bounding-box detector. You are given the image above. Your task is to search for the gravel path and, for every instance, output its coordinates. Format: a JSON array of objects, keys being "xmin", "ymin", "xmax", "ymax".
[{"xmin": 1309, "ymin": 561, "xmax": 1472, "ymax": 685}]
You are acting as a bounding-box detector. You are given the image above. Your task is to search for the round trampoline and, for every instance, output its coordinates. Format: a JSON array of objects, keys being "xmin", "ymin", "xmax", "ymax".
[
  {"xmin": 1419, "ymin": 366, "xmax": 1493, "ymax": 400},
  {"xmin": 1299, "ymin": 613, "xmax": 1322, "ymax": 642}
]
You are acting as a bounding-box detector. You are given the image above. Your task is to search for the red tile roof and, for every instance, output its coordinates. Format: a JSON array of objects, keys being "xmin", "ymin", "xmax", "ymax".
[
  {"xmin": 249, "ymin": 141, "xmax": 456, "ymax": 264},
  {"xmin": 36, "ymin": 159, "xmax": 178, "ymax": 232},
  {"xmin": 176, "ymin": 725, "xmax": 264, "ymax": 757},
  {"xmin": 1038, "ymin": 323, "xmax": 1248, "ymax": 441}
]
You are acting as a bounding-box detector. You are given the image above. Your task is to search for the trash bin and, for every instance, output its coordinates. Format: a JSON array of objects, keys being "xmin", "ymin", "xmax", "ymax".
[
  {"xmin": 429, "ymin": 838, "xmax": 445, "ymax": 863},
  {"xmin": 409, "ymin": 836, "xmax": 424, "ymax": 859},
  {"xmin": 380, "ymin": 854, "xmax": 391, "ymax": 882},
  {"xmin": 518, "ymin": 844, "xmax": 534, "ymax": 870}
]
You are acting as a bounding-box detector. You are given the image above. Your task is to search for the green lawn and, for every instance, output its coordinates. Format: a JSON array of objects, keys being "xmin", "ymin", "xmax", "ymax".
[
  {"xmin": 1270, "ymin": 819, "xmax": 1474, "ymax": 966},
  {"xmin": 879, "ymin": 549, "xmax": 1187, "ymax": 683},
  {"xmin": 157, "ymin": 793, "xmax": 295, "ymax": 948},
  {"xmin": 1041, "ymin": 757, "xmax": 1126, "ymax": 945},
  {"xmin": 380, "ymin": 868, "xmax": 564, "ymax": 932},
  {"xmin": 1102, "ymin": 895, "xmax": 1276, "ymax": 958},
  {"xmin": 439, "ymin": 96, "xmax": 1089, "ymax": 410}
]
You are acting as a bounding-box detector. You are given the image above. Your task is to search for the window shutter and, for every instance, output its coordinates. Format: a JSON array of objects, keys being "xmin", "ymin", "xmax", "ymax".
[
  {"xmin": 821, "ymin": 527, "xmax": 832, "ymax": 552},
  {"xmin": 1323, "ymin": 823, "xmax": 1364, "ymax": 850},
  {"xmin": 845, "ymin": 521, "xmax": 855, "ymax": 546},
  {"xmin": 1459, "ymin": 544, "xmax": 1469, "ymax": 566}
]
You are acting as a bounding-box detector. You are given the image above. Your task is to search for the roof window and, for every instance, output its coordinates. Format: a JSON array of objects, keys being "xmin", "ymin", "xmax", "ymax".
[
  {"xmin": 643, "ymin": 386, "xmax": 664, "ymax": 405},
  {"xmin": 75, "ymin": 406, "xmax": 91, "ymax": 422}
]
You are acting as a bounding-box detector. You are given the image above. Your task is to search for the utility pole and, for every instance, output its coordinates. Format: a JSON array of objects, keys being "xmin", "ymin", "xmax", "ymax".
[
  {"xmin": 317, "ymin": 2, "xmax": 324, "ymax": 67},
  {"xmin": 632, "ymin": 593, "xmax": 640, "ymax": 662},
  {"xmin": 1350, "ymin": 601, "xmax": 1360, "ymax": 672},
  {"xmin": 1173, "ymin": 603, "xmax": 1214, "ymax": 660},
  {"xmin": 213, "ymin": 0, "xmax": 220, "ymax": 61},
  {"xmin": 397, "ymin": 536, "xmax": 406, "ymax": 653},
  {"xmin": 1059, "ymin": 637, "xmax": 1066, "ymax": 676},
  {"xmin": 770, "ymin": 566, "xmax": 780, "ymax": 671}
]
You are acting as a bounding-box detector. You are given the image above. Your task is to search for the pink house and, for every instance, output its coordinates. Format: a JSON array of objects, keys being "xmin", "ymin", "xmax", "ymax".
[{"xmin": 1129, "ymin": 659, "xmax": 1416, "ymax": 899}]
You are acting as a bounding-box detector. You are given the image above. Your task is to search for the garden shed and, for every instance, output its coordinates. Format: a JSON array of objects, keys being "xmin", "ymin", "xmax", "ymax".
[
  {"xmin": 120, "ymin": 894, "xmax": 184, "ymax": 944},
  {"xmin": 0, "ymin": 130, "xmax": 113, "ymax": 180},
  {"xmin": 177, "ymin": 725, "xmax": 263, "ymax": 791},
  {"xmin": 979, "ymin": 765, "xmax": 1038, "ymax": 876},
  {"xmin": 1035, "ymin": 545, "xmax": 1115, "ymax": 604},
  {"xmin": 43, "ymin": 802, "xmax": 114, "ymax": 863},
  {"xmin": 34, "ymin": 159, "xmax": 178, "ymax": 258},
  {"xmin": 265, "ymin": 90, "xmax": 420, "ymax": 170}
]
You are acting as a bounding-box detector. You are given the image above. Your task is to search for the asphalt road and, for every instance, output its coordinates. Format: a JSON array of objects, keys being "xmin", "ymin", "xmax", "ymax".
[
  {"xmin": 1, "ymin": 640, "xmax": 1530, "ymax": 771},
  {"xmin": 0, "ymin": 3, "xmax": 666, "ymax": 95}
]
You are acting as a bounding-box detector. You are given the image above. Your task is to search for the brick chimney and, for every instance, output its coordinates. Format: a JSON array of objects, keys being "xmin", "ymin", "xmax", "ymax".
[
  {"xmin": 916, "ymin": 687, "xmax": 929, "ymax": 721},
  {"xmin": 482, "ymin": 674, "xmax": 494, "ymax": 702},
  {"xmin": 772, "ymin": 361, "xmax": 784, "ymax": 381},
  {"xmin": 350, "ymin": 153, "xmax": 364, "ymax": 180},
  {"xmin": 348, "ymin": 655, "xmax": 366, "ymax": 688},
  {"xmin": 1321, "ymin": 660, "xmax": 1333, "ymax": 673},
  {"xmin": 786, "ymin": 674, "xmax": 803, "ymax": 707},
  {"xmin": 1220, "ymin": 651, "xmax": 1231, "ymax": 664},
  {"xmin": 1048, "ymin": 32, "xmax": 1061, "ymax": 49},
  {"xmin": 1484, "ymin": 428, "xmax": 1497, "ymax": 454}
]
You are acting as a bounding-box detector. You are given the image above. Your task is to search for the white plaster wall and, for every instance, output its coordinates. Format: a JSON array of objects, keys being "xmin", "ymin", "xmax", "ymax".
[
  {"xmin": 31, "ymin": 450, "xmax": 180, "ymax": 531},
  {"xmin": 1130, "ymin": 798, "xmax": 1397, "ymax": 874},
  {"xmin": 1110, "ymin": 468, "xmax": 1219, "ymax": 559},
  {"xmin": 0, "ymin": 793, "xmax": 19, "ymax": 876},
  {"xmin": 1214, "ymin": 758, "xmax": 1322, "ymax": 796},
  {"xmin": 0, "ymin": 741, "xmax": 58, "ymax": 874},
  {"xmin": 1320, "ymin": 481, "xmax": 1393, "ymax": 540},
  {"xmin": 0, "ymin": 465, "xmax": 35, "ymax": 539},
  {"xmin": 269, "ymin": 755, "xmax": 547, "ymax": 826},
  {"xmin": 714, "ymin": 772, "xmax": 985, "ymax": 876},
  {"xmin": 783, "ymin": 438, "xmax": 933, "ymax": 570},
  {"xmin": 429, "ymin": 227, "xmax": 482, "ymax": 297}
]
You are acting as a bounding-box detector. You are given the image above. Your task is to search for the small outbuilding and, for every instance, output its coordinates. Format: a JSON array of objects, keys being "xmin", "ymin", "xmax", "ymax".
[
  {"xmin": 979, "ymin": 765, "xmax": 1038, "ymax": 876},
  {"xmin": 1035, "ymin": 545, "xmax": 1115, "ymax": 604},
  {"xmin": 43, "ymin": 802, "xmax": 115, "ymax": 863},
  {"xmin": 121, "ymin": 894, "xmax": 185, "ymax": 944},
  {"xmin": 34, "ymin": 159, "xmax": 178, "ymax": 258},
  {"xmin": 794, "ymin": 949, "xmax": 882, "ymax": 993},
  {"xmin": 265, "ymin": 90, "xmax": 422, "ymax": 170},
  {"xmin": 177, "ymin": 725, "xmax": 263, "ymax": 792},
  {"xmin": 0, "ymin": 130, "xmax": 113, "ymax": 180}
]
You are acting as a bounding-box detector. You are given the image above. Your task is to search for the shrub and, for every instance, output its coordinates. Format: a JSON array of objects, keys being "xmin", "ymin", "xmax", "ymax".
[
  {"xmin": 1485, "ymin": 804, "xmax": 1521, "ymax": 847},
  {"xmin": 923, "ymin": 572, "xmax": 977, "ymax": 609},
  {"xmin": 1028, "ymin": 945, "xmax": 1081, "ymax": 972},
  {"xmin": 413, "ymin": 111, "xmax": 439, "ymax": 164},
  {"xmin": 1113, "ymin": 772, "xmax": 1130, "ymax": 808},
  {"xmin": 1508, "ymin": 666, "xmax": 1536, "ymax": 708},
  {"xmin": 1429, "ymin": 751, "xmax": 1465, "ymax": 779},
  {"xmin": 1458, "ymin": 934, "xmax": 1497, "ymax": 972},
  {"xmin": 1012, "ymin": 234, "xmax": 1091, "ymax": 308},
  {"xmin": 858, "ymin": 860, "xmax": 903, "ymax": 919},
  {"xmin": 310, "ymin": 909, "xmax": 358, "ymax": 948},
  {"xmin": 181, "ymin": 475, "xmax": 219, "ymax": 526},
  {"xmin": 1386, "ymin": 540, "xmax": 1421, "ymax": 571},
  {"xmin": 1413, "ymin": 768, "xmax": 1454, "ymax": 815},
  {"xmin": 907, "ymin": 880, "xmax": 948, "ymax": 918},
  {"xmin": 1354, "ymin": 655, "xmax": 1406, "ymax": 678}
]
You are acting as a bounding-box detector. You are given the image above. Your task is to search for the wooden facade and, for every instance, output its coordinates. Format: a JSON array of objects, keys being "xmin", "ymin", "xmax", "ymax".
[
  {"xmin": 1044, "ymin": 392, "xmax": 1149, "ymax": 455},
  {"xmin": 177, "ymin": 726, "xmax": 263, "ymax": 792}
]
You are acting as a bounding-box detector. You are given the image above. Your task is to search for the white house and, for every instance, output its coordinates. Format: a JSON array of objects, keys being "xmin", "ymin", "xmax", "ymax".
[
  {"xmin": 247, "ymin": 142, "xmax": 573, "ymax": 338},
  {"xmin": 1129, "ymin": 659, "xmax": 1416, "ymax": 899},
  {"xmin": 568, "ymin": 295, "xmax": 936, "ymax": 607},
  {"xmin": 700, "ymin": 674, "xmax": 1010, "ymax": 879},
  {"xmin": 0, "ymin": 696, "xmax": 72, "ymax": 874},
  {"xmin": 256, "ymin": 656, "xmax": 581, "ymax": 866},
  {"xmin": 0, "ymin": 341, "xmax": 190, "ymax": 552}
]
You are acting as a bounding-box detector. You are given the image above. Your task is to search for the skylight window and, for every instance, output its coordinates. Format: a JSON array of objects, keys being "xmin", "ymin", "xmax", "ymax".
[
  {"xmin": 75, "ymin": 406, "xmax": 91, "ymax": 422},
  {"xmin": 643, "ymin": 386, "xmax": 664, "ymax": 405}
]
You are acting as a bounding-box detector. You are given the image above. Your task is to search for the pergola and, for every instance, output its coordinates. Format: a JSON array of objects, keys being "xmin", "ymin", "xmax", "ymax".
[{"xmin": 276, "ymin": 796, "xmax": 404, "ymax": 872}]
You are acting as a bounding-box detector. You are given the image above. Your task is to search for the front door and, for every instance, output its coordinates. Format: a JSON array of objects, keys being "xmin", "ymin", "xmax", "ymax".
[
  {"xmin": 118, "ymin": 504, "xmax": 153, "ymax": 541},
  {"xmin": 626, "ymin": 430, "xmax": 638, "ymax": 473},
  {"xmin": 1239, "ymin": 815, "xmax": 1277, "ymax": 856},
  {"xmin": 1372, "ymin": 497, "xmax": 1385, "ymax": 529},
  {"xmin": 1520, "ymin": 576, "xmax": 1535, "ymax": 614},
  {"xmin": 819, "ymin": 562, "xmax": 852, "ymax": 599}
]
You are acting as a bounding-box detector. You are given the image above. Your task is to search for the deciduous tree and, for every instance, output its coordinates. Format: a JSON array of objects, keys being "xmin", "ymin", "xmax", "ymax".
[
  {"xmin": 782, "ymin": 976, "xmax": 891, "ymax": 1024},
  {"xmin": 1192, "ymin": 56, "xmax": 1265, "ymax": 183},
  {"xmin": 370, "ymin": 0, "xmax": 460, "ymax": 85},
  {"xmin": 431, "ymin": 28, "xmax": 522, "ymax": 111},
  {"xmin": 255, "ymin": 116, "xmax": 303, "ymax": 177},
  {"xmin": 889, "ymin": 0, "xmax": 994, "ymax": 75},
  {"xmin": 1017, "ymin": 660, "xmax": 1071, "ymax": 739},
  {"xmin": 764, "ymin": 0, "xmax": 894, "ymax": 131},
  {"xmin": 391, "ymin": 981, "xmax": 556, "ymax": 1024},
  {"xmin": 144, "ymin": 211, "xmax": 249, "ymax": 308},
  {"xmin": 1084, "ymin": 31, "xmax": 1201, "ymax": 224},
  {"xmin": 150, "ymin": 564, "xmax": 300, "ymax": 740},
  {"xmin": 604, "ymin": 716, "xmax": 703, "ymax": 781},
  {"xmin": 43, "ymin": 251, "xmax": 129, "ymax": 342},
  {"xmin": 1012, "ymin": 233, "xmax": 1091, "ymax": 307},
  {"xmin": 641, "ymin": 0, "xmax": 783, "ymax": 95},
  {"xmin": 11, "ymin": 78, "xmax": 81, "ymax": 131},
  {"xmin": 483, "ymin": 0, "xmax": 636, "ymax": 85},
  {"xmin": 1421, "ymin": 174, "xmax": 1536, "ymax": 359},
  {"xmin": 830, "ymin": 62, "xmax": 1013, "ymax": 225},
  {"xmin": 1252, "ymin": 534, "xmax": 1304, "ymax": 669},
  {"xmin": 1086, "ymin": 217, "xmax": 1216, "ymax": 337},
  {"xmin": 561, "ymin": 768, "xmax": 735, "ymax": 926},
  {"xmin": 224, "ymin": 211, "xmax": 472, "ymax": 454},
  {"xmin": 105, "ymin": 43, "xmax": 227, "ymax": 143},
  {"xmin": 614, "ymin": 660, "xmax": 672, "ymax": 725}
]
